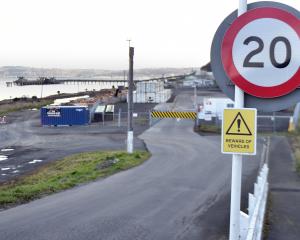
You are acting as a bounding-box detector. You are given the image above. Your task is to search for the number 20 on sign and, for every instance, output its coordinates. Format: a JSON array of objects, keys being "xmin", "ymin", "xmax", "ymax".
[{"xmin": 222, "ymin": 108, "xmax": 257, "ymax": 155}]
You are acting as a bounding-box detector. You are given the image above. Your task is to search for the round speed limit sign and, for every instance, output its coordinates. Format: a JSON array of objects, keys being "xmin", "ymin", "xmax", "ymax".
[
  {"xmin": 222, "ymin": 6, "xmax": 300, "ymax": 98},
  {"xmin": 211, "ymin": 1, "xmax": 300, "ymax": 111}
]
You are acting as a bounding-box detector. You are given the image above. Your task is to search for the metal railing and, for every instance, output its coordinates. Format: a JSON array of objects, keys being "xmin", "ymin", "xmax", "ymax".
[{"xmin": 240, "ymin": 164, "xmax": 269, "ymax": 240}]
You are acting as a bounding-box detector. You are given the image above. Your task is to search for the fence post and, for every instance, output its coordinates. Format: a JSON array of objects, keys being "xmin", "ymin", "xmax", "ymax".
[
  {"xmin": 102, "ymin": 112, "xmax": 105, "ymax": 126},
  {"xmin": 118, "ymin": 108, "xmax": 121, "ymax": 127},
  {"xmin": 293, "ymin": 103, "xmax": 300, "ymax": 128},
  {"xmin": 149, "ymin": 110, "xmax": 152, "ymax": 127}
]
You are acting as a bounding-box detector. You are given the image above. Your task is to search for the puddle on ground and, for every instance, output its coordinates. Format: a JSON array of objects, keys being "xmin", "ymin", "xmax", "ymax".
[
  {"xmin": 0, "ymin": 155, "xmax": 8, "ymax": 161},
  {"xmin": 12, "ymin": 170, "xmax": 19, "ymax": 174},
  {"xmin": 1, "ymin": 148, "xmax": 14, "ymax": 152},
  {"xmin": 28, "ymin": 160, "xmax": 43, "ymax": 164},
  {"xmin": 1, "ymin": 174, "xmax": 7, "ymax": 176}
]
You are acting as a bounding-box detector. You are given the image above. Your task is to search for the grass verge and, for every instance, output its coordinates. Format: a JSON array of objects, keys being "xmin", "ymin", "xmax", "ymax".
[
  {"xmin": 288, "ymin": 135, "xmax": 300, "ymax": 174},
  {"xmin": 0, "ymin": 150, "xmax": 150, "ymax": 209},
  {"xmin": 195, "ymin": 124, "xmax": 221, "ymax": 134},
  {"xmin": 294, "ymin": 149, "xmax": 300, "ymax": 173},
  {"xmin": 0, "ymin": 100, "xmax": 53, "ymax": 116},
  {"xmin": 263, "ymin": 192, "xmax": 272, "ymax": 239}
]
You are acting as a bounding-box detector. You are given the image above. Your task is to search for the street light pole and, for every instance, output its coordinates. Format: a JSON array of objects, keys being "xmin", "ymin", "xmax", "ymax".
[{"xmin": 127, "ymin": 46, "xmax": 134, "ymax": 153}]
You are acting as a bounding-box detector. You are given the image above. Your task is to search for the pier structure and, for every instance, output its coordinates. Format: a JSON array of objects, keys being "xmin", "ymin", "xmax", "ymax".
[{"xmin": 6, "ymin": 72, "xmax": 196, "ymax": 87}]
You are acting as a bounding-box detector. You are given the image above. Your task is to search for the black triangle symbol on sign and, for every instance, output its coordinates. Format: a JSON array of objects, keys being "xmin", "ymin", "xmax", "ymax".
[{"xmin": 226, "ymin": 112, "xmax": 252, "ymax": 136}]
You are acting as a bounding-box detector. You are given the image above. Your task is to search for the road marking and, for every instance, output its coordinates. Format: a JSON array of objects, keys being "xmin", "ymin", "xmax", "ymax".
[
  {"xmin": 1, "ymin": 167, "xmax": 10, "ymax": 171},
  {"xmin": 0, "ymin": 155, "xmax": 8, "ymax": 161},
  {"xmin": 28, "ymin": 160, "xmax": 43, "ymax": 164},
  {"xmin": 1, "ymin": 148, "xmax": 14, "ymax": 152}
]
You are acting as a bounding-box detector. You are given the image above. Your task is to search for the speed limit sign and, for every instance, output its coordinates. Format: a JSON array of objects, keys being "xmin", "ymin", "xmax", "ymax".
[{"xmin": 211, "ymin": 1, "xmax": 300, "ymax": 111}]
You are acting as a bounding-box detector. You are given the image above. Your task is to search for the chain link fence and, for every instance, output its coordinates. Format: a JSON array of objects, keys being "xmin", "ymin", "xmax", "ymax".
[
  {"xmin": 90, "ymin": 109, "xmax": 291, "ymax": 134},
  {"xmin": 197, "ymin": 114, "xmax": 292, "ymax": 133},
  {"xmin": 90, "ymin": 110, "xmax": 157, "ymax": 129}
]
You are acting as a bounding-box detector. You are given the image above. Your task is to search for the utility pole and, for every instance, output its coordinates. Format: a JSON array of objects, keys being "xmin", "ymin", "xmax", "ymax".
[
  {"xmin": 40, "ymin": 82, "xmax": 44, "ymax": 99},
  {"xmin": 229, "ymin": 1, "xmax": 247, "ymax": 240},
  {"xmin": 127, "ymin": 46, "xmax": 134, "ymax": 153}
]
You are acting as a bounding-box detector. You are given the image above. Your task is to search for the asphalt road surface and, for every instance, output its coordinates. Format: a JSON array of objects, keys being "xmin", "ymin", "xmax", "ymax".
[
  {"xmin": 268, "ymin": 136, "xmax": 300, "ymax": 240},
  {"xmin": 0, "ymin": 91, "xmax": 263, "ymax": 240},
  {"xmin": 0, "ymin": 104, "xmax": 151, "ymax": 182}
]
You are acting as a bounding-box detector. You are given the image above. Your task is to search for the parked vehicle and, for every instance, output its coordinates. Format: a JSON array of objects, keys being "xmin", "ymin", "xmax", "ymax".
[{"xmin": 198, "ymin": 97, "xmax": 234, "ymax": 121}]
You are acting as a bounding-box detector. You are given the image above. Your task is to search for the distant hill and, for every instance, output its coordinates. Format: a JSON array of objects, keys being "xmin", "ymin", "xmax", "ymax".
[{"xmin": 0, "ymin": 66, "xmax": 198, "ymax": 80}]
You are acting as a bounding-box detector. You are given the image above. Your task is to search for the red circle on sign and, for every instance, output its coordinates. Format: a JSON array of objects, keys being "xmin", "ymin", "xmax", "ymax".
[{"xmin": 221, "ymin": 7, "xmax": 300, "ymax": 98}]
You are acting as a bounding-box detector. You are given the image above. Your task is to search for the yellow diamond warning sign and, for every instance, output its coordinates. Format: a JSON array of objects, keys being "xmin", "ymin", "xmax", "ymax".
[{"xmin": 222, "ymin": 108, "xmax": 257, "ymax": 155}]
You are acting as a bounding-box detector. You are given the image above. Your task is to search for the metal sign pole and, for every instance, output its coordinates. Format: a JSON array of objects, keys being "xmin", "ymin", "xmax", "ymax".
[{"xmin": 229, "ymin": 1, "xmax": 247, "ymax": 240}]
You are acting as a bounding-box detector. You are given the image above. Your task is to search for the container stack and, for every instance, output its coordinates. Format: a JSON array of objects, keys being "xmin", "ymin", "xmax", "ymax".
[
  {"xmin": 133, "ymin": 81, "xmax": 171, "ymax": 103},
  {"xmin": 41, "ymin": 106, "xmax": 90, "ymax": 126},
  {"xmin": 136, "ymin": 81, "xmax": 164, "ymax": 93}
]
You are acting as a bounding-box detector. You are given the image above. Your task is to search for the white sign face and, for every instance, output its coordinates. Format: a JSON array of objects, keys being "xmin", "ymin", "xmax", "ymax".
[{"xmin": 233, "ymin": 18, "xmax": 300, "ymax": 87}]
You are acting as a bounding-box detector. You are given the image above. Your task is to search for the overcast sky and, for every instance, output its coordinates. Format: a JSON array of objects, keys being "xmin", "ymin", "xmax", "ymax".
[{"xmin": 0, "ymin": 0, "xmax": 298, "ymax": 69}]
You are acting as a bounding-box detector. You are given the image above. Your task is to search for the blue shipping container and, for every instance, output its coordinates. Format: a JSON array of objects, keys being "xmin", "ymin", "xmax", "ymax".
[{"xmin": 41, "ymin": 106, "xmax": 90, "ymax": 126}]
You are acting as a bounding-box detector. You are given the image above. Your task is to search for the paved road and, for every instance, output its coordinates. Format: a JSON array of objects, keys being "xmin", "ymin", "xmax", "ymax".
[{"xmin": 0, "ymin": 91, "xmax": 263, "ymax": 239}]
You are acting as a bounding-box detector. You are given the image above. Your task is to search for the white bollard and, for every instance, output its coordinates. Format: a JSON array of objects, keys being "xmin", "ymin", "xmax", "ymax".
[{"xmin": 127, "ymin": 131, "xmax": 133, "ymax": 153}]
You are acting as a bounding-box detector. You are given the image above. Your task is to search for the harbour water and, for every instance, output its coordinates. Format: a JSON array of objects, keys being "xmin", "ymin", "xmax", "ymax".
[{"xmin": 0, "ymin": 79, "xmax": 123, "ymax": 101}]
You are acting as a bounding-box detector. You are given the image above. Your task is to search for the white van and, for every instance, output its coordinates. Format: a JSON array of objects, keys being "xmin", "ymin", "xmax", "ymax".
[{"xmin": 198, "ymin": 97, "xmax": 234, "ymax": 121}]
